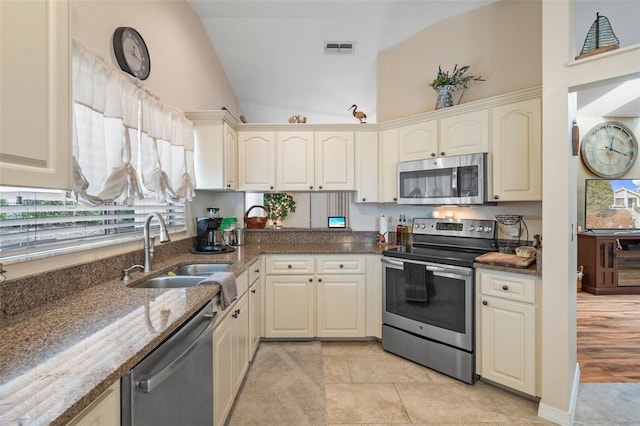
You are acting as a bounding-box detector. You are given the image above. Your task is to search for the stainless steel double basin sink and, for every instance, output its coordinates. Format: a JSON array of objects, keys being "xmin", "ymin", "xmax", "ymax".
[{"xmin": 132, "ymin": 263, "xmax": 230, "ymax": 288}]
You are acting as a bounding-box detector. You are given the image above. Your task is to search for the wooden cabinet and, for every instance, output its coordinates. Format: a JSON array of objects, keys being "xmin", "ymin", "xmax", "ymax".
[
  {"xmin": 354, "ymin": 130, "xmax": 379, "ymax": 203},
  {"xmin": 316, "ymin": 256, "xmax": 365, "ymax": 338},
  {"xmin": 315, "ymin": 131, "xmax": 354, "ymax": 190},
  {"xmin": 490, "ymin": 97, "xmax": 542, "ymax": 201},
  {"xmin": 577, "ymin": 233, "xmax": 640, "ymax": 294},
  {"xmin": 379, "ymin": 128, "xmax": 399, "ymax": 203},
  {"xmin": 213, "ymin": 272, "xmax": 250, "ymax": 426},
  {"xmin": 276, "ymin": 131, "xmax": 354, "ymax": 191},
  {"xmin": 439, "ymin": 110, "xmax": 489, "ymax": 157},
  {"xmin": 248, "ymin": 258, "xmax": 262, "ymax": 359},
  {"xmin": 476, "ymin": 270, "xmax": 539, "ymax": 396},
  {"xmin": 68, "ymin": 380, "xmax": 120, "ymax": 426},
  {"xmin": 0, "ymin": 0, "xmax": 71, "ymax": 190},
  {"xmin": 398, "ymin": 120, "xmax": 438, "ymax": 161},
  {"xmin": 187, "ymin": 111, "xmax": 237, "ymax": 190},
  {"xmin": 237, "ymin": 131, "xmax": 275, "ymax": 191}
]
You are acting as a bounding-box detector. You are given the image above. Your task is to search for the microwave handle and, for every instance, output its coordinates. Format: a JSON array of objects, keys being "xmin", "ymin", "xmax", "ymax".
[{"xmin": 451, "ymin": 168, "xmax": 458, "ymax": 197}]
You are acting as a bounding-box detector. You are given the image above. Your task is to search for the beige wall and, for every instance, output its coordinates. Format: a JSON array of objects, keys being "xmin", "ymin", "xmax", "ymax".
[
  {"xmin": 71, "ymin": 0, "xmax": 241, "ymax": 116},
  {"xmin": 377, "ymin": 0, "xmax": 541, "ymax": 122}
]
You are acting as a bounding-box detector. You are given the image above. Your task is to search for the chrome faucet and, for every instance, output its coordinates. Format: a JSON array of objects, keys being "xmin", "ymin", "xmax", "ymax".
[{"xmin": 143, "ymin": 212, "xmax": 171, "ymax": 272}]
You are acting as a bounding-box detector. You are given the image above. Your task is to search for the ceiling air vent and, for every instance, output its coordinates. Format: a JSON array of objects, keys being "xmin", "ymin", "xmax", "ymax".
[{"xmin": 324, "ymin": 41, "xmax": 355, "ymax": 54}]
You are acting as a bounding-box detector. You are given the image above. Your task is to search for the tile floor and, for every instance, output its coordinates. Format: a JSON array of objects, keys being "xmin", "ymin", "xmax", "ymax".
[{"xmin": 321, "ymin": 341, "xmax": 552, "ymax": 425}]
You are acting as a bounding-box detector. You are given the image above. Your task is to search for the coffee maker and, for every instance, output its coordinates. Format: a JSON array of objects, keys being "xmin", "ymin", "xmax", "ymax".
[{"xmin": 192, "ymin": 208, "xmax": 235, "ymax": 253}]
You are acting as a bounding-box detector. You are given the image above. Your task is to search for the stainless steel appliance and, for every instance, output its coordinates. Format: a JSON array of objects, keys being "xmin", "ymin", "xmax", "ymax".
[
  {"xmin": 381, "ymin": 218, "xmax": 497, "ymax": 384},
  {"xmin": 122, "ymin": 301, "xmax": 217, "ymax": 425},
  {"xmin": 396, "ymin": 153, "xmax": 488, "ymax": 205}
]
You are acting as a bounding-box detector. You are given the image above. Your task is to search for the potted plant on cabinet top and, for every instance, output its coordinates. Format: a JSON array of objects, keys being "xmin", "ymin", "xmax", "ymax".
[
  {"xmin": 430, "ymin": 64, "xmax": 485, "ymax": 109},
  {"xmin": 263, "ymin": 193, "xmax": 296, "ymax": 229}
]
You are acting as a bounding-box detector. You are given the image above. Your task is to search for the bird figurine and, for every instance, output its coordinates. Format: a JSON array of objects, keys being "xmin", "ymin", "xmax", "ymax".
[{"xmin": 348, "ymin": 104, "xmax": 367, "ymax": 123}]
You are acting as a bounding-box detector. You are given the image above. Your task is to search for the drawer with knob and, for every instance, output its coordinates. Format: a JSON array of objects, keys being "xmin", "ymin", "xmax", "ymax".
[
  {"xmin": 265, "ymin": 256, "xmax": 314, "ymax": 274},
  {"xmin": 316, "ymin": 256, "xmax": 365, "ymax": 274},
  {"xmin": 479, "ymin": 271, "xmax": 536, "ymax": 303}
]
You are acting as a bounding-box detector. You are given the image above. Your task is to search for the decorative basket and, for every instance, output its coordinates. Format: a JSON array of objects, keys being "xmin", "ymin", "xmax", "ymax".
[{"xmin": 244, "ymin": 205, "xmax": 269, "ymax": 229}]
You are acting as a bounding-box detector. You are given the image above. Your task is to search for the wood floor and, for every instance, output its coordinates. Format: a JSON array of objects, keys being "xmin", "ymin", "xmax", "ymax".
[{"xmin": 577, "ymin": 291, "xmax": 640, "ymax": 382}]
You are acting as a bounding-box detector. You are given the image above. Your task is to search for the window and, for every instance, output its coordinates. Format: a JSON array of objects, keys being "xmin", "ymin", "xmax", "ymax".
[{"xmin": 0, "ymin": 187, "xmax": 186, "ymax": 261}]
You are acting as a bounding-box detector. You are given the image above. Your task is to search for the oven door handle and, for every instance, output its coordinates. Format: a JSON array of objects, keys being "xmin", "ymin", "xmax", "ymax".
[
  {"xmin": 426, "ymin": 265, "xmax": 471, "ymax": 278},
  {"xmin": 381, "ymin": 257, "xmax": 405, "ymax": 268}
]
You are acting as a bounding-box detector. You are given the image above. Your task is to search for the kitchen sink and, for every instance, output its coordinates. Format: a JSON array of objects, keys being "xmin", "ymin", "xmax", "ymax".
[
  {"xmin": 169, "ymin": 263, "xmax": 230, "ymax": 276},
  {"xmin": 132, "ymin": 275, "xmax": 205, "ymax": 289}
]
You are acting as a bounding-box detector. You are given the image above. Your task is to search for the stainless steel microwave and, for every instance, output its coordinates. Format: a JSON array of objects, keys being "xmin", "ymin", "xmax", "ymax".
[{"xmin": 396, "ymin": 153, "xmax": 487, "ymax": 205}]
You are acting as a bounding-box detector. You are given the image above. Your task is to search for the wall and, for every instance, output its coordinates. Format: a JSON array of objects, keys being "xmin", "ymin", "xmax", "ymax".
[
  {"xmin": 377, "ymin": 0, "xmax": 541, "ymax": 122},
  {"xmin": 71, "ymin": 0, "xmax": 242, "ymax": 116}
]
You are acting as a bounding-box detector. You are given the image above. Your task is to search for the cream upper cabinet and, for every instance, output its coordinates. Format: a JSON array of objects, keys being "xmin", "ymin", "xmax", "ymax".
[
  {"xmin": 0, "ymin": 0, "xmax": 71, "ymax": 189},
  {"xmin": 398, "ymin": 121, "xmax": 438, "ymax": 161},
  {"xmin": 379, "ymin": 128, "xmax": 399, "ymax": 203},
  {"xmin": 276, "ymin": 131, "xmax": 315, "ymax": 190},
  {"xmin": 238, "ymin": 131, "xmax": 275, "ymax": 191},
  {"xmin": 476, "ymin": 269, "xmax": 540, "ymax": 397},
  {"xmin": 315, "ymin": 131, "xmax": 354, "ymax": 191},
  {"xmin": 490, "ymin": 97, "xmax": 542, "ymax": 201},
  {"xmin": 187, "ymin": 112, "xmax": 237, "ymax": 190},
  {"xmin": 354, "ymin": 130, "xmax": 379, "ymax": 203},
  {"xmin": 439, "ymin": 110, "xmax": 489, "ymax": 156}
]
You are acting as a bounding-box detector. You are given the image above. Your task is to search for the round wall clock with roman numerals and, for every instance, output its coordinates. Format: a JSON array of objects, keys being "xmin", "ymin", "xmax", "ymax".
[{"xmin": 580, "ymin": 121, "xmax": 638, "ymax": 178}]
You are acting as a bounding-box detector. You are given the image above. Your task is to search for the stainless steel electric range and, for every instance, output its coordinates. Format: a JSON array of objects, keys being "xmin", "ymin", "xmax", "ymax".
[{"xmin": 381, "ymin": 217, "xmax": 497, "ymax": 384}]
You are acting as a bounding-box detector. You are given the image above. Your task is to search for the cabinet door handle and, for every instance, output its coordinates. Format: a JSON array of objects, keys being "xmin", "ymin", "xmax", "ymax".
[
  {"xmin": 362, "ymin": 198, "xmax": 366, "ymax": 202},
  {"xmin": 339, "ymin": 264, "xmax": 344, "ymax": 268},
  {"xmin": 287, "ymin": 264, "xmax": 292, "ymax": 269},
  {"xmin": 254, "ymin": 269, "xmax": 260, "ymax": 273},
  {"xmin": 319, "ymin": 185, "xmax": 323, "ymax": 190},
  {"xmin": 308, "ymin": 278, "xmax": 313, "ymax": 282},
  {"xmin": 482, "ymin": 300, "xmax": 488, "ymax": 306},
  {"xmin": 232, "ymin": 311, "xmax": 238, "ymax": 318},
  {"xmin": 251, "ymin": 289, "xmax": 256, "ymax": 294},
  {"xmin": 318, "ymin": 278, "xmax": 322, "ymax": 282},
  {"xmin": 502, "ymin": 285, "xmax": 509, "ymax": 291},
  {"xmin": 493, "ymin": 195, "xmax": 499, "ymax": 200},
  {"xmin": 440, "ymin": 151, "xmax": 445, "ymax": 156},
  {"xmin": 309, "ymin": 185, "xmax": 313, "ymax": 190},
  {"xmin": 431, "ymin": 152, "xmax": 436, "ymax": 157},
  {"xmin": 227, "ymin": 184, "xmax": 231, "ymax": 188},
  {"xmin": 393, "ymin": 197, "xmax": 397, "ymax": 202}
]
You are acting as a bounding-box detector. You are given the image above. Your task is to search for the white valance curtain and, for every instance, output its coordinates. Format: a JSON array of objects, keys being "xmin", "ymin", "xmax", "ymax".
[{"xmin": 71, "ymin": 41, "xmax": 195, "ymax": 206}]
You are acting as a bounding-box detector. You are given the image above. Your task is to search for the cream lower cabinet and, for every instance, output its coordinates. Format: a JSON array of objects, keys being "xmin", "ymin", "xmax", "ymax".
[
  {"xmin": 68, "ymin": 380, "xmax": 120, "ymax": 426},
  {"xmin": 476, "ymin": 269, "xmax": 540, "ymax": 397},
  {"xmin": 248, "ymin": 258, "xmax": 262, "ymax": 359},
  {"xmin": 214, "ymin": 272, "xmax": 250, "ymax": 426},
  {"xmin": 316, "ymin": 256, "xmax": 365, "ymax": 338},
  {"xmin": 265, "ymin": 255, "xmax": 369, "ymax": 338}
]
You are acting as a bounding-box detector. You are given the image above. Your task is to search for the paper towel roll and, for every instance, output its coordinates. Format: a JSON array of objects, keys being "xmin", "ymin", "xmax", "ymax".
[{"xmin": 379, "ymin": 215, "xmax": 388, "ymax": 237}]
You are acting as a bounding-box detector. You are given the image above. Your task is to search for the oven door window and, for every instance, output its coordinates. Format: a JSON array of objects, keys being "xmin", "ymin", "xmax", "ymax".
[
  {"xmin": 385, "ymin": 266, "xmax": 466, "ymax": 333},
  {"xmin": 398, "ymin": 168, "xmax": 456, "ymax": 200}
]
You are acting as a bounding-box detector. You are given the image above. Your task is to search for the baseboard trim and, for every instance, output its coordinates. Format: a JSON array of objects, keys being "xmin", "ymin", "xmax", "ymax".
[{"xmin": 537, "ymin": 363, "xmax": 580, "ymax": 426}]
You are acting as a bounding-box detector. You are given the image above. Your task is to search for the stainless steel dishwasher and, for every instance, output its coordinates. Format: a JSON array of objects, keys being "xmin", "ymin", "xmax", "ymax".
[{"xmin": 121, "ymin": 301, "xmax": 216, "ymax": 425}]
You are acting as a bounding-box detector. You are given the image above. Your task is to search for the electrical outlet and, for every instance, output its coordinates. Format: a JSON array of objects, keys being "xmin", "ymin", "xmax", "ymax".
[{"xmin": 509, "ymin": 228, "xmax": 520, "ymax": 237}]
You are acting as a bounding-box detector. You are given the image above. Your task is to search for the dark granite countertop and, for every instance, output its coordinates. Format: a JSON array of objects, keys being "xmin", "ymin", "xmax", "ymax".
[{"xmin": 0, "ymin": 242, "xmax": 386, "ymax": 425}]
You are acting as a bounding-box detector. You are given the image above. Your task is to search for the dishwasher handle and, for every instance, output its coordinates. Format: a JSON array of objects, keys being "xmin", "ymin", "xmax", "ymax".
[{"xmin": 136, "ymin": 311, "xmax": 217, "ymax": 393}]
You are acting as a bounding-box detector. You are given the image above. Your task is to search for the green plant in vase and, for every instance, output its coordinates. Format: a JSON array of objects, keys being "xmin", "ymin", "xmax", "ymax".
[
  {"xmin": 430, "ymin": 64, "xmax": 485, "ymax": 109},
  {"xmin": 263, "ymin": 193, "xmax": 296, "ymax": 229}
]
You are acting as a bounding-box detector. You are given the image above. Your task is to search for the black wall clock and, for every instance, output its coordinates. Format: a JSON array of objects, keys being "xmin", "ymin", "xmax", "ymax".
[
  {"xmin": 580, "ymin": 121, "xmax": 638, "ymax": 178},
  {"xmin": 112, "ymin": 27, "xmax": 150, "ymax": 80}
]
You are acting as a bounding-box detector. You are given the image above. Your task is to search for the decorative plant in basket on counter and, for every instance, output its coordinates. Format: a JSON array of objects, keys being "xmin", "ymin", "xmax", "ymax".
[
  {"xmin": 430, "ymin": 64, "xmax": 485, "ymax": 109},
  {"xmin": 264, "ymin": 193, "xmax": 296, "ymax": 229}
]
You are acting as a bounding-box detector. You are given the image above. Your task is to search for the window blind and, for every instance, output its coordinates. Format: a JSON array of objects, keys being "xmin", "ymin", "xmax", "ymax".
[{"xmin": 0, "ymin": 187, "xmax": 186, "ymax": 258}]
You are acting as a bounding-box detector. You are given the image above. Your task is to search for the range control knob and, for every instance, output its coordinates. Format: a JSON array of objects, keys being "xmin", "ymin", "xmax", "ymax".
[
  {"xmin": 419, "ymin": 223, "xmax": 426, "ymax": 229},
  {"xmin": 467, "ymin": 225, "xmax": 475, "ymax": 232},
  {"xmin": 484, "ymin": 226, "xmax": 493, "ymax": 233}
]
